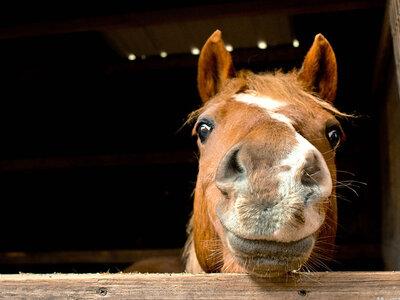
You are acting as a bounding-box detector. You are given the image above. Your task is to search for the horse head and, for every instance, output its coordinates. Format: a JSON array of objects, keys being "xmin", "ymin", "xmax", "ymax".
[{"xmin": 185, "ymin": 30, "xmax": 346, "ymax": 277}]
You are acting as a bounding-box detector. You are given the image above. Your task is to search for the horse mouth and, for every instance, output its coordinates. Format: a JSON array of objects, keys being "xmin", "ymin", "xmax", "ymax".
[{"xmin": 225, "ymin": 230, "xmax": 315, "ymax": 277}]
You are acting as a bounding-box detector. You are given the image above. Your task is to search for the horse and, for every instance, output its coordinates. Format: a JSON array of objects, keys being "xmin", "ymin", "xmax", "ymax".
[{"xmin": 184, "ymin": 30, "xmax": 349, "ymax": 277}]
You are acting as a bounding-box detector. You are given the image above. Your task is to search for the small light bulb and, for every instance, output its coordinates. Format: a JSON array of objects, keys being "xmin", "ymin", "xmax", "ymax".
[
  {"xmin": 191, "ymin": 47, "xmax": 200, "ymax": 55},
  {"xmin": 225, "ymin": 44, "xmax": 233, "ymax": 52},
  {"xmin": 160, "ymin": 51, "xmax": 168, "ymax": 58},
  {"xmin": 141, "ymin": 55, "xmax": 146, "ymax": 60},
  {"xmin": 257, "ymin": 40, "xmax": 267, "ymax": 50},
  {"xmin": 292, "ymin": 39, "xmax": 300, "ymax": 48},
  {"xmin": 128, "ymin": 54, "xmax": 136, "ymax": 61}
]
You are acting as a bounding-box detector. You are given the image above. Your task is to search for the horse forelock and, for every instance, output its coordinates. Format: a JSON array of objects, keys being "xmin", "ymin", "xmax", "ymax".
[{"xmin": 187, "ymin": 70, "xmax": 351, "ymax": 128}]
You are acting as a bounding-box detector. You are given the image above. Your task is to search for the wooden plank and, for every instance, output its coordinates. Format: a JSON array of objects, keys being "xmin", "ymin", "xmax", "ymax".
[
  {"xmin": 0, "ymin": 272, "xmax": 399, "ymax": 299},
  {"xmin": 380, "ymin": 53, "xmax": 400, "ymax": 270},
  {"xmin": 377, "ymin": 0, "xmax": 400, "ymax": 272},
  {"xmin": 389, "ymin": 0, "xmax": 400, "ymax": 96},
  {"xmin": 0, "ymin": 0, "xmax": 385, "ymax": 39},
  {"xmin": 0, "ymin": 150, "xmax": 196, "ymax": 171}
]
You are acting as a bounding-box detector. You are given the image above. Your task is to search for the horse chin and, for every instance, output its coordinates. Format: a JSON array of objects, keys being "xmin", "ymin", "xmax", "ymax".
[
  {"xmin": 225, "ymin": 230, "xmax": 316, "ymax": 277},
  {"xmin": 233, "ymin": 255, "xmax": 307, "ymax": 278}
]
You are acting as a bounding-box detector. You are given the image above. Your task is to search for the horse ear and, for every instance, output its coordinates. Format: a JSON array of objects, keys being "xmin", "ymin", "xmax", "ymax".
[
  {"xmin": 198, "ymin": 30, "xmax": 236, "ymax": 103},
  {"xmin": 297, "ymin": 34, "xmax": 337, "ymax": 104}
]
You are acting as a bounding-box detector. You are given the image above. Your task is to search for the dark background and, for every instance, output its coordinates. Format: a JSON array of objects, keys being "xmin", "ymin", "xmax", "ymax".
[{"xmin": 0, "ymin": 1, "xmax": 385, "ymax": 272}]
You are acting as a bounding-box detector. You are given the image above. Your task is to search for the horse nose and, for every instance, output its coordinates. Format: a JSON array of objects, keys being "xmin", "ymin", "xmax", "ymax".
[
  {"xmin": 300, "ymin": 150, "xmax": 323, "ymax": 186},
  {"xmin": 215, "ymin": 144, "xmax": 246, "ymax": 195}
]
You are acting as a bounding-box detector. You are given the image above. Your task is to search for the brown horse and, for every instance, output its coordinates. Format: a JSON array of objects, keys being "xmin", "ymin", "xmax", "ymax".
[{"xmin": 184, "ymin": 30, "xmax": 349, "ymax": 277}]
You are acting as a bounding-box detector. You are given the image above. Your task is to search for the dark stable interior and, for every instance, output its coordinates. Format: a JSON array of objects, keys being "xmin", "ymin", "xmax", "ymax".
[{"xmin": 0, "ymin": 2, "xmax": 384, "ymax": 273}]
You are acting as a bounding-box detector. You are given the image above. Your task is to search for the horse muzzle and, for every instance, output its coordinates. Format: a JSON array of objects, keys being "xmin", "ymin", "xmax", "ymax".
[{"xmin": 224, "ymin": 228, "xmax": 315, "ymax": 277}]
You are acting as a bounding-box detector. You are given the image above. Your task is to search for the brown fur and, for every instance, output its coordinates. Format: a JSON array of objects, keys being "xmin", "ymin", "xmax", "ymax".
[
  {"xmin": 185, "ymin": 30, "xmax": 347, "ymax": 276},
  {"xmin": 124, "ymin": 257, "xmax": 184, "ymax": 273}
]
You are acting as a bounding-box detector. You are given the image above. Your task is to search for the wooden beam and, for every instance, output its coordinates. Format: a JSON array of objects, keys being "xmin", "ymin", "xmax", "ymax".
[
  {"xmin": 388, "ymin": 0, "xmax": 400, "ymax": 96},
  {"xmin": 0, "ymin": 150, "xmax": 196, "ymax": 171},
  {"xmin": 0, "ymin": 0, "xmax": 385, "ymax": 39},
  {"xmin": 0, "ymin": 272, "xmax": 399, "ymax": 299},
  {"xmin": 380, "ymin": 49, "xmax": 400, "ymax": 271},
  {"xmin": 376, "ymin": 0, "xmax": 400, "ymax": 271}
]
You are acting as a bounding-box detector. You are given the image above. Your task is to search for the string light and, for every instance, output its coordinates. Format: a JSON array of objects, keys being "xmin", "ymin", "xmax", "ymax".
[
  {"xmin": 191, "ymin": 47, "xmax": 200, "ymax": 55},
  {"xmin": 127, "ymin": 53, "xmax": 136, "ymax": 61},
  {"xmin": 257, "ymin": 40, "xmax": 267, "ymax": 50},
  {"xmin": 292, "ymin": 39, "xmax": 300, "ymax": 48},
  {"xmin": 225, "ymin": 44, "xmax": 233, "ymax": 52},
  {"xmin": 160, "ymin": 51, "xmax": 168, "ymax": 58}
]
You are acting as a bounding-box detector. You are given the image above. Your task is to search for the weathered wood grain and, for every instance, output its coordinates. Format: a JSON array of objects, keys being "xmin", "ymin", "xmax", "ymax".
[
  {"xmin": 389, "ymin": 0, "xmax": 400, "ymax": 96},
  {"xmin": 378, "ymin": 0, "xmax": 400, "ymax": 272},
  {"xmin": 0, "ymin": 272, "xmax": 399, "ymax": 299}
]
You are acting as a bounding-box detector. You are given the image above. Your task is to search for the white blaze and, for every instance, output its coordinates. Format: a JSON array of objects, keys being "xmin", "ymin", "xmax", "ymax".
[
  {"xmin": 234, "ymin": 92, "xmax": 285, "ymax": 111},
  {"xmin": 234, "ymin": 92, "xmax": 292, "ymax": 125},
  {"xmin": 233, "ymin": 91, "xmax": 333, "ymax": 242}
]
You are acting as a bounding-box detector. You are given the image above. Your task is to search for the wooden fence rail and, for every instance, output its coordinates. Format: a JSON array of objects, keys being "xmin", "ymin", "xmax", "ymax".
[{"xmin": 0, "ymin": 272, "xmax": 400, "ymax": 299}]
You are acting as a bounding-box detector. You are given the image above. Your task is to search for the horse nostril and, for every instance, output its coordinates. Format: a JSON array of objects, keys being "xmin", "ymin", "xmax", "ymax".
[
  {"xmin": 301, "ymin": 151, "xmax": 321, "ymax": 186},
  {"xmin": 227, "ymin": 149, "xmax": 245, "ymax": 175},
  {"xmin": 216, "ymin": 145, "xmax": 246, "ymax": 194}
]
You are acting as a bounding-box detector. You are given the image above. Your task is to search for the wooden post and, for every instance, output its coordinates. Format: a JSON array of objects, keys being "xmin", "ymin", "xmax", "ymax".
[
  {"xmin": 381, "ymin": 68, "xmax": 400, "ymax": 270},
  {"xmin": 0, "ymin": 272, "xmax": 400, "ymax": 299},
  {"xmin": 388, "ymin": 0, "xmax": 400, "ymax": 96},
  {"xmin": 379, "ymin": 0, "xmax": 400, "ymax": 271}
]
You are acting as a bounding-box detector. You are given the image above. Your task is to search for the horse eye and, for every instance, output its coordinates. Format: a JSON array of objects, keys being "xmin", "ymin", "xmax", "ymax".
[
  {"xmin": 327, "ymin": 127, "xmax": 342, "ymax": 148},
  {"xmin": 196, "ymin": 120, "xmax": 214, "ymax": 143}
]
